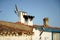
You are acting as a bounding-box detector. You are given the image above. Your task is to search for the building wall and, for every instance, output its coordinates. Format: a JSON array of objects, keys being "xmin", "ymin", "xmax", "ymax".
[
  {"xmin": 0, "ymin": 34, "xmax": 32, "ymax": 40},
  {"xmin": 41, "ymin": 32, "xmax": 52, "ymax": 40},
  {"xmin": 53, "ymin": 32, "xmax": 60, "ymax": 40},
  {"xmin": 0, "ymin": 28, "xmax": 60, "ymax": 40},
  {"xmin": 32, "ymin": 28, "xmax": 40, "ymax": 40},
  {"xmin": 32, "ymin": 28, "xmax": 53, "ymax": 40}
]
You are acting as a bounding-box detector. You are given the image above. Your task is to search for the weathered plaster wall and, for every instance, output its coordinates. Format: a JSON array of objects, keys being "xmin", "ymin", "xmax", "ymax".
[
  {"xmin": 41, "ymin": 32, "xmax": 52, "ymax": 40},
  {"xmin": 32, "ymin": 28, "xmax": 40, "ymax": 40},
  {"xmin": 0, "ymin": 35, "xmax": 32, "ymax": 40}
]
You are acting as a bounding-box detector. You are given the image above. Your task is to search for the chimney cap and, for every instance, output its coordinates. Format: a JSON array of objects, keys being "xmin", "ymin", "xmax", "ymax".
[
  {"xmin": 43, "ymin": 17, "xmax": 49, "ymax": 26},
  {"xmin": 43, "ymin": 17, "xmax": 49, "ymax": 21}
]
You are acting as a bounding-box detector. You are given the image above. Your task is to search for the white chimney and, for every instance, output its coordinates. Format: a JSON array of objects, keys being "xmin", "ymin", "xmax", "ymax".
[
  {"xmin": 15, "ymin": 5, "xmax": 34, "ymax": 26},
  {"xmin": 27, "ymin": 15, "xmax": 34, "ymax": 26},
  {"xmin": 18, "ymin": 11, "xmax": 27, "ymax": 24},
  {"xmin": 18, "ymin": 11, "xmax": 34, "ymax": 26}
]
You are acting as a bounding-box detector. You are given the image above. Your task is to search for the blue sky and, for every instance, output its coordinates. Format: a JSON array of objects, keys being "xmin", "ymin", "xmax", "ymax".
[{"xmin": 0, "ymin": 0, "xmax": 60, "ymax": 28}]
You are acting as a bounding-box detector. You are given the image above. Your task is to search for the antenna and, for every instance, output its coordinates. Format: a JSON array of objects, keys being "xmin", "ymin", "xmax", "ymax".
[
  {"xmin": 14, "ymin": 4, "xmax": 19, "ymax": 15},
  {"xmin": 15, "ymin": 4, "xmax": 18, "ymax": 12}
]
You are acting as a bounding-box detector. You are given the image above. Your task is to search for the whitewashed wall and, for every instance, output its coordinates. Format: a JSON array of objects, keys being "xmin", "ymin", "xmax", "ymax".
[
  {"xmin": 32, "ymin": 28, "xmax": 40, "ymax": 40},
  {"xmin": 0, "ymin": 35, "xmax": 32, "ymax": 40},
  {"xmin": 41, "ymin": 32, "xmax": 52, "ymax": 40},
  {"xmin": 32, "ymin": 28, "xmax": 52, "ymax": 40}
]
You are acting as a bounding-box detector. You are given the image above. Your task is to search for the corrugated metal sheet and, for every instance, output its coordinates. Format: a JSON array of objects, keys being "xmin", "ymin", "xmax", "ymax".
[{"xmin": 53, "ymin": 33, "xmax": 60, "ymax": 40}]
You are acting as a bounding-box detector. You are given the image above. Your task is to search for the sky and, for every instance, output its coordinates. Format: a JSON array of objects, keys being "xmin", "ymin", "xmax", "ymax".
[{"xmin": 0, "ymin": 0, "xmax": 60, "ymax": 28}]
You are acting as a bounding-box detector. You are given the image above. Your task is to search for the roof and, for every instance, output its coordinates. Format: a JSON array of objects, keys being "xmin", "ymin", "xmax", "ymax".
[
  {"xmin": 0, "ymin": 21, "xmax": 60, "ymax": 33},
  {"xmin": 0, "ymin": 21, "xmax": 33, "ymax": 33},
  {"xmin": 33, "ymin": 25, "xmax": 60, "ymax": 32}
]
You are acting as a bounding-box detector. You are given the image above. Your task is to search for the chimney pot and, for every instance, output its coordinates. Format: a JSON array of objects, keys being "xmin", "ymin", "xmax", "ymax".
[{"xmin": 43, "ymin": 17, "xmax": 49, "ymax": 26}]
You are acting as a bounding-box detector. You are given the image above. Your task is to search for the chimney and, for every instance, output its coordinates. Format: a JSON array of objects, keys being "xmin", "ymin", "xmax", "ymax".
[{"xmin": 43, "ymin": 17, "xmax": 49, "ymax": 26}]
